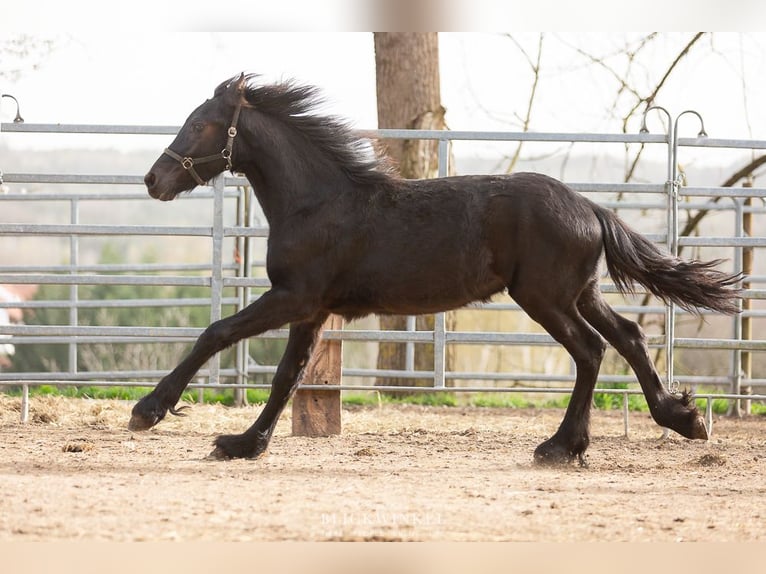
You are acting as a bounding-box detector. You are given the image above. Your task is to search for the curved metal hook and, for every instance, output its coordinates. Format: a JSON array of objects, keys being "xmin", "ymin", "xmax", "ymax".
[
  {"xmin": 1, "ymin": 94, "xmax": 24, "ymax": 123},
  {"xmin": 674, "ymin": 109, "xmax": 707, "ymax": 138},
  {"xmin": 639, "ymin": 105, "xmax": 671, "ymax": 134}
]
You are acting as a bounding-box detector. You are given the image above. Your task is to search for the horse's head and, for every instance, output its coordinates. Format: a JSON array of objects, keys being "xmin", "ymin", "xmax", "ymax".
[{"xmin": 144, "ymin": 74, "xmax": 249, "ymax": 201}]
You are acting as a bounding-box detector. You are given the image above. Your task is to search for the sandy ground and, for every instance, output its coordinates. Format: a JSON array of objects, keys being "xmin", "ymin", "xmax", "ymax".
[{"xmin": 0, "ymin": 395, "xmax": 764, "ymax": 542}]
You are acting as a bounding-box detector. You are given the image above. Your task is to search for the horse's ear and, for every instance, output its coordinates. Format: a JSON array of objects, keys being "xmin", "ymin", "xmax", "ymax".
[
  {"xmin": 215, "ymin": 73, "xmax": 249, "ymax": 106},
  {"xmin": 223, "ymin": 73, "xmax": 248, "ymax": 106}
]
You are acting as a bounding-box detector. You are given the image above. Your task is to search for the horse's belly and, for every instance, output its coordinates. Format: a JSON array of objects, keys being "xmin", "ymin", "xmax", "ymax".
[{"xmin": 329, "ymin": 255, "xmax": 505, "ymax": 318}]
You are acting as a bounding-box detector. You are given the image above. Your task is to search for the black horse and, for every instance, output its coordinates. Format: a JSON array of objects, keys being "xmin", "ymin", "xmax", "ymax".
[{"xmin": 130, "ymin": 74, "xmax": 741, "ymax": 464}]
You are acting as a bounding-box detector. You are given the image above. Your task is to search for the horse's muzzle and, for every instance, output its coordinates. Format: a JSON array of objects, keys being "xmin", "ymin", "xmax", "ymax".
[{"xmin": 144, "ymin": 172, "xmax": 176, "ymax": 201}]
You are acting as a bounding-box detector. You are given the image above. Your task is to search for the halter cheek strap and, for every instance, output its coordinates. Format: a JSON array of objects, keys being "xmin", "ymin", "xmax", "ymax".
[{"xmin": 163, "ymin": 102, "xmax": 243, "ymax": 186}]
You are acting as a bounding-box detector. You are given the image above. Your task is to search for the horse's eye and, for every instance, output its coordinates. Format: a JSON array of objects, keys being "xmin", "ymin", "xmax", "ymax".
[{"xmin": 192, "ymin": 122, "xmax": 205, "ymax": 133}]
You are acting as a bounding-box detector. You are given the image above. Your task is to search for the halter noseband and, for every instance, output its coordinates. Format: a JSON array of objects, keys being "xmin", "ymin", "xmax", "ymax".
[{"xmin": 163, "ymin": 102, "xmax": 244, "ymax": 186}]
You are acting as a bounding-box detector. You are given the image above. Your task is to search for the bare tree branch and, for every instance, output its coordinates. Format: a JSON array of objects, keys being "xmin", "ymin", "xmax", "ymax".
[
  {"xmin": 676, "ymin": 154, "xmax": 766, "ymax": 252},
  {"xmin": 505, "ymin": 33, "xmax": 544, "ymax": 173},
  {"xmin": 624, "ymin": 32, "xmax": 706, "ymax": 126}
]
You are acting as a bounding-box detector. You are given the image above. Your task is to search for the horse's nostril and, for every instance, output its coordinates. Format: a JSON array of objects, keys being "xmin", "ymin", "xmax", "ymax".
[{"xmin": 144, "ymin": 172, "xmax": 156, "ymax": 188}]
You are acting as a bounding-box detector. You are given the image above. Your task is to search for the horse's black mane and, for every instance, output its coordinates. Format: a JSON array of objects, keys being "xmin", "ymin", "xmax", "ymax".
[{"xmin": 231, "ymin": 75, "xmax": 395, "ymax": 185}]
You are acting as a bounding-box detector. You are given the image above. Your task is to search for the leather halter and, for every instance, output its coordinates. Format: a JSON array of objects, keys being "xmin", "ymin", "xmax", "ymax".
[{"xmin": 163, "ymin": 102, "xmax": 244, "ymax": 186}]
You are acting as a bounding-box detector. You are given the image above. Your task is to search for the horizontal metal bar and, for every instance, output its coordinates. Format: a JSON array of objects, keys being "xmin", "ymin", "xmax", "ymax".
[
  {"xmin": 674, "ymin": 338, "xmax": 766, "ymax": 351},
  {"xmin": 6, "ymin": 337, "xmax": 198, "ymax": 345},
  {"xmin": 0, "ymin": 263, "xmax": 234, "ymax": 274},
  {"xmin": 0, "ymin": 378, "xmax": 762, "ymax": 403},
  {"xmin": 5, "ymin": 321, "xmax": 759, "ymax": 351},
  {"xmin": 677, "ymin": 136, "xmax": 766, "ymax": 150},
  {"xmin": 0, "ymin": 223, "xmax": 269, "ymax": 239},
  {"xmin": 0, "ymin": 369, "xmax": 237, "ymax": 386},
  {"xmin": 223, "ymin": 277, "xmax": 276, "ymax": 288},
  {"xmin": 0, "ymin": 223, "xmax": 212, "ymax": 236},
  {"xmin": 4, "ymin": 123, "xmax": 668, "ymax": 144},
  {"xmin": 0, "ymin": 274, "xmax": 211, "ymax": 286},
  {"xmin": 742, "ymin": 289, "xmax": 766, "ymax": 300},
  {"xmin": 371, "ymin": 128, "xmax": 667, "ymax": 144},
  {"xmin": 0, "ymin": 188, "xmax": 237, "ymax": 200},
  {"xmin": 678, "ymin": 237, "xmax": 766, "ymax": 247},
  {"xmin": 464, "ymin": 301, "xmax": 668, "ymax": 315},
  {"xmin": 1, "ymin": 326, "xmax": 290, "ymax": 340},
  {"xmin": 680, "ymin": 186, "xmax": 766, "ymax": 198},
  {"xmin": 1, "ymin": 174, "xmax": 147, "ymax": 185},
  {"xmin": 0, "ymin": 297, "xmax": 237, "ymax": 309},
  {"xmin": 223, "ymin": 226, "xmax": 270, "ymax": 238},
  {"xmin": 321, "ymin": 329, "xmax": 667, "ymax": 347},
  {"xmin": 329, "ymin": 331, "xmax": 766, "ymax": 352},
  {"xmin": 0, "ymin": 325, "xmax": 204, "ymax": 338},
  {"xmin": 1, "ymin": 123, "xmax": 179, "ymax": 135},
  {"xmin": 339, "ymin": 369, "xmax": 733, "ymax": 386},
  {"xmin": 567, "ymin": 183, "xmax": 666, "ymax": 194}
]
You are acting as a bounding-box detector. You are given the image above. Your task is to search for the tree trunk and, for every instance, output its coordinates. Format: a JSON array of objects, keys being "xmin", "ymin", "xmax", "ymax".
[{"xmin": 373, "ymin": 33, "xmax": 452, "ymax": 389}]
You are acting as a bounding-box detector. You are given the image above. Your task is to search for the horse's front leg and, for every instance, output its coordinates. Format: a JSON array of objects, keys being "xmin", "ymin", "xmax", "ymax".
[
  {"xmin": 209, "ymin": 314, "xmax": 329, "ymax": 459},
  {"xmin": 128, "ymin": 288, "xmax": 315, "ymax": 431}
]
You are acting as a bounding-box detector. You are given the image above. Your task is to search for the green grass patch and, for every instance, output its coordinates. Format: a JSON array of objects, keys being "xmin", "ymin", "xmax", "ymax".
[
  {"xmin": 180, "ymin": 388, "xmax": 270, "ymax": 406},
  {"xmin": 5, "ymin": 385, "xmax": 764, "ymax": 416},
  {"xmin": 341, "ymin": 391, "xmax": 572, "ymax": 410},
  {"xmin": 692, "ymin": 396, "xmax": 764, "ymax": 415},
  {"xmin": 593, "ymin": 391, "xmax": 648, "ymax": 411},
  {"xmin": 711, "ymin": 398, "xmax": 730, "ymax": 415},
  {"xmin": 3, "ymin": 384, "xmax": 271, "ymax": 406},
  {"xmin": 341, "ymin": 393, "xmax": 383, "ymax": 407},
  {"xmin": 387, "ymin": 392, "xmax": 458, "ymax": 407},
  {"xmin": 340, "ymin": 391, "xmax": 459, "ymax": 408},
  {"xmin": 21, "ymin": 384, "xmax": 154, "ymax": 401},
  {"xmin": 469, "ymin": 393, "xmax": 535, "ymax": 408}
]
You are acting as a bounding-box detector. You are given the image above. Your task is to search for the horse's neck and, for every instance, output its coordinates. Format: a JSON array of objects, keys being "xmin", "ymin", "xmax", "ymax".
[
  {"xmin": 240, "ymin": 165, "xmax": 283, "ymax": 225},
  {"xmin": 240, "ymin": 161, "xmax": 335, "ymax": 227},
  {"xmin": 239, "ymin": 138, "xmax": 345, "ymax": 225}
]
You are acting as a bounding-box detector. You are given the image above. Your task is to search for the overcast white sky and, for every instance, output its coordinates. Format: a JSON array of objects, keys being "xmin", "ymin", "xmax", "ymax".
[
  {"xmin": 2, "ymin": 33, "xmax": 764, "ymax": 127},
  {"xmin": 3, "ymin": 32, "xmax": 766, "ymax": 151}
]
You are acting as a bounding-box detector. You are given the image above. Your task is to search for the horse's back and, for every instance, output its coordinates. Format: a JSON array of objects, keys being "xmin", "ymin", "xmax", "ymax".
[{"xmin": 326, "ymin": 172, "xmax": 603, "ymax": 317}]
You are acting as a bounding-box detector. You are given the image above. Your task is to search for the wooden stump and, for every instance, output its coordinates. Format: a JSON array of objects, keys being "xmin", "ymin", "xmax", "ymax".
[{"xmin": 291, "ymin": 314, "xmax": 343, "ymax": 437}]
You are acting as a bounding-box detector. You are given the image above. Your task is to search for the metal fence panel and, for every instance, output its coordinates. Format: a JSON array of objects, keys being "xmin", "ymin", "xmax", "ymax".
[{"xmin": 2, "ymin": 121, "xmax": 765, "ymax": 425}]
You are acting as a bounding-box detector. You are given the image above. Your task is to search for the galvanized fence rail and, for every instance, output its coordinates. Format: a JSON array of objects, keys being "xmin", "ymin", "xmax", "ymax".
[{"xmin": 2, "ymin": 120, "xmax": 766, "ymax": 431}]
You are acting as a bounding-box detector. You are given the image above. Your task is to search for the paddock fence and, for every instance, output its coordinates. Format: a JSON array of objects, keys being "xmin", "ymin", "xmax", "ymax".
[{"xmin": 2, "ymin": 117, "xmax": 766, "ymax": 433}]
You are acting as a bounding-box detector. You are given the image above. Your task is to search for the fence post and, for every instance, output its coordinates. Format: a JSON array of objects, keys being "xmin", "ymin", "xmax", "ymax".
[
  {"xmin": 234, "ymin": 185, "xmax": 248, "ymax": 406},
  {"xmin": 292, "ymin": 314, "xmax": 343, "ymax": 437},
  {"xmin": 69, "ymin": 197, "xmax": 79, "ymax": 377},
  {"xmin": 208, "ymin": 174, "xmax": 225, "ymax": 387},
  {"xmin": 739, "ymin": 183, "xmax": 753, "ymax": 415}
]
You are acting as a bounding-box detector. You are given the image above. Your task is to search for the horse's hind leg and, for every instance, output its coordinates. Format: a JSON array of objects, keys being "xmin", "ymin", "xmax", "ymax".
[
  {"xmin": 209, "ymin": 312, "xmax": 329, "ymax": 460},
  {"xmin": 512, "ymin": 291, "xmax": 607, "ymax": 466},
  {"xmin": 577, "ymin": 283, "xmax": 707, "ymax": 440}
]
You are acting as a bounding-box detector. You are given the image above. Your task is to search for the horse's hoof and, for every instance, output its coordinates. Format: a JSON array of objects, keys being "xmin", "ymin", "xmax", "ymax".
[
  {"xmin": 128, "ymin": 394, "xmax": 167, "ymax": 431},
  {"xmin": 127, "ymin": 414, "xmax": 154, "ymax": 432},
  {"xmin": 656, "ymin": 394, "xmax": 709, "ymax": 441},
  {"xmin": 533, "ymin": 439, "xmax": 577, "ymax": 466},
  {"xmin": 206, "ymin": 446, "xmax": 232, "ymax": 461},
  {"xmin": 206, "ymin": 446, "xmax": 267, "ymax": 461},
  {"xmin": 689, "ymin": 415, "xmax": 709, "ymax": 440},
  {"xmin": 210, "ymin": 434, "xmax": 268, "ymax": 460}
]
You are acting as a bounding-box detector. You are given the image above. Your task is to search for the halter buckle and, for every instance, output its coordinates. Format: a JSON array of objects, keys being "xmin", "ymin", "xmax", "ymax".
[
  {"xmin": 228, "ymin": 126, "xmax": 238, "ymax": 138},
  {"xmin": 181, "ymin": 157, "xmax": 195, "ymax": 170}
]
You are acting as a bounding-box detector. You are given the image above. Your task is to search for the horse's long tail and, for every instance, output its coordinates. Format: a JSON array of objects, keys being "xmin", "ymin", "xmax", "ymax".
[{"xmin": 592, "ymin": 204, "xmax": 742, "ymax": 315}]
